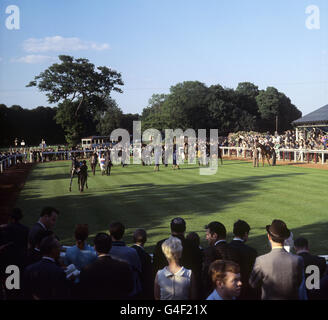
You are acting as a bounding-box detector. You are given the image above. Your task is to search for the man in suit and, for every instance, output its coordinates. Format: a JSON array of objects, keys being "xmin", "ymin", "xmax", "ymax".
[
  {"xmin": 28, "ymin": 207, "xmax": 59, "ymax": 249},
  {"xmin": 24, "ymin": 230, "xmax": 54, "ymax": 267},
  {"xmin": 294, "ymin": 237, "xmax": 327, "ymax": 300},
  {"xmin": 78, "ymin": 233, "xmax": 133, "ymax": 300},
  {"xmin": 131, "ymin": 229, "xmax": 153, "ymax": 299},
  {"xmin": 249, "ymin": 220, "xmax": 304, "ymax": 300},
  {"xmin": 201, "ymin": 221, "xmax": 239, "ymax": 298},
  {"xmin": 109, "ymin": 222, "xmax": 142, "ymax": 298},
  {"xmin": 23, "ymin": 235, "xmax": 70, "ymax": 300},
  {"xmin": 229, "ymin": 220, "xmax": 258, "ymax": 300},
  {"xmin": 153, "ymin": 217, "xmax": 202, "ymax": 298},
  {"xmin": 0, "ymin": 208, "xmax": 29, "ymax": 300}
]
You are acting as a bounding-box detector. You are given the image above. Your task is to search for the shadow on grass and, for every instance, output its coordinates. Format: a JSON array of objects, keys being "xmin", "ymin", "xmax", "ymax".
[{"xmin": 19, "ymin": 171, "xmax": 307, "ymax": 250}]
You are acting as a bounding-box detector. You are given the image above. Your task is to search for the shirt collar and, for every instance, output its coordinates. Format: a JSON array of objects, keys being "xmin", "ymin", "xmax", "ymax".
[
  {"xmin": 42, "ymin": 256, "xmax": 55, "ymax": 263},
  {"xmin": 163, "ymin": 266, "xmax": 185, "ymax": 278},
  {"xmin": 214, "ymin": 240, "xmax": 226, "ymax": 246},
  {"xmin": 232, "ymin": 237, "xmax": 244, "ymax": 242},
  {"xmin": 37, "ymin": 220, "xmax": 47, "ymax": 230},
  {"xmin": 134, "ymin": 244, "xmax": 145, "ymax": 250},
  {"xmin": 98, "ymin": 254, "xmax": 110, "ymax": 258}
]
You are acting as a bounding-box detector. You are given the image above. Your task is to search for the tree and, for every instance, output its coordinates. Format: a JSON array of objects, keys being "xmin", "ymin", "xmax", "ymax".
[
  {"xmin": 27, "ymin": 55, "xmax": 124, "ymax": 116},
  {"xmin": 95, "ymin": 98, "xmax": 123, "ymax": 136}
]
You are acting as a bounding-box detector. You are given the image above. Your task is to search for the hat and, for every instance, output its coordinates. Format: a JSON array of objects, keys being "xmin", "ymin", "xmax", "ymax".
[
  {"xmin": 266, "ymin": 220, "xmax": 290, "ymax": 242},
  {"xmin": 170, "ymin": 217, "xmax": 186, "ymax": 233}
]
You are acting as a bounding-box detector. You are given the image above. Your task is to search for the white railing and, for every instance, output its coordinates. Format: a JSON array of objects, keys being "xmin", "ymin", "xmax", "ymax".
[
  {"xmin": 0, "ymin": 153, "xmax": 27, "ymax": 174},
  {"xmin": 220, "ymin": 147, "xmax": 328, "ymax": 164}
]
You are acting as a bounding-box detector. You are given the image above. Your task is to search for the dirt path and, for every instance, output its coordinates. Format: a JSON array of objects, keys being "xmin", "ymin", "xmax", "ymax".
[{"xmin": 0, "ymin": 163, "xmax": 34, "ymax": 224}]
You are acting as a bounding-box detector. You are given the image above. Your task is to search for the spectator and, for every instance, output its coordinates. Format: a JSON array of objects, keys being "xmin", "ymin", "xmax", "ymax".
[
  {"xmin": 153, "ymin": 217, "xmax": 202, "ymax": 298},
  {"xmin": 64, "ymin": 224, "xmax": 97, "ymax": 271},
  {"xmin": 206, "ymin": 260, "xmax": 242, "ymax": 300},
  {"xmin": 294, "ymin": 237, "xmax": 327, "ymax": 300},
  {"xmin": 23, "ymin": 235, "xmax": 70, "ymax": 300},
  {"xmin": 202, "ymin": 221, "xmax": 238, "ymax": 298},
  {"xmin": 28, "ymin": 207, "xmax": 59, "ymax": 248},
  {"xmin": 154, "ymin": 236, "xmax": 196, "ymax": 300},
  {"xmin": 131, "ymin": 229, "xmax": 153, "ymax": 299},
  {"xmin": 78, "ymin": 233, "xmax": 133, "ymax": 300},
  {"xmin": 229, "ymin": 220, "xmax": 258, "ymax": 300},
  {"xmin": 24, "ymin": 230, "xmax": 54, "ymax": 267},
  {"xmin": 109, "ymin": 222, "xmax": 142, "ymax": 298},
  {"xmin": 249, "ymin": 220, "xmax": 304, "ymax": 300}
]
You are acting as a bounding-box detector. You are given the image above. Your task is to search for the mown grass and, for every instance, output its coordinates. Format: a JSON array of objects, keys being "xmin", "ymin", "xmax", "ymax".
[{"xmin": 17, "ymin": 160, "xmax": 328, "ymax": 256}]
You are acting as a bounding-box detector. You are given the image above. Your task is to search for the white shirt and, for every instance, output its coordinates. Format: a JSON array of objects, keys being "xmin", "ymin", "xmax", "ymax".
[
  {"xmin": 232, "ymin": 237, "xmax": 244, "ymax": 242},
  {"xmin": 42, "ymin": 256, "xmax": 55, "ymax": 263}
]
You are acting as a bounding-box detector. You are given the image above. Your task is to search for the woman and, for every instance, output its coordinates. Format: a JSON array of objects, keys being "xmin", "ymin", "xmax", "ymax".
[
  {"xmin": 64, "ymin": 224, "xmax": 96, "ymax": 271},
  {"xmin": 154, "ymin": 236, "xmax": 195, "ymax": 300}
]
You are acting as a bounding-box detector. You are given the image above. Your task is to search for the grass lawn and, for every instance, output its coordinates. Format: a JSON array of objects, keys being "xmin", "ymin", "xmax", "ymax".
[{"xmin": 17, "ymin": 160, "xmax": 328, "ymax": 256}]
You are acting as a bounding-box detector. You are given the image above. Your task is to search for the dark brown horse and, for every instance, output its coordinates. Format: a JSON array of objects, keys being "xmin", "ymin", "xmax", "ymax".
[{"xmin": 256, "ymin": 142, "xmax": 272, "ymax": 166}]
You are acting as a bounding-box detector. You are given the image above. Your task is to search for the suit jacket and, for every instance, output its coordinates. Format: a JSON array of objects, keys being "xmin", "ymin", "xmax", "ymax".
[
  {"xmin": 78, "ymin": 255, "xmax": 134, "ymax": 300},
  {"xmin": 298, "ymin": 252, "xmax": 326, "ymax": 278},
  {"xmin": 24, "ymin": 248, "xmax": 42, "ymax": 268},
  {"xmin": 249, "ymin": 248, "xmax": 304, "ymax": 300},
  {"xmin": 201, "ymin": 240, "xmax": 240, "ymax": 298},
  {"xmin": 0, "ymin": 222, "xmax": 29, "ymax": 270},
  {"xmin": 229, "ymin": 239, "xmax": 258, "ymax": 299},
  {"xmin": 298, "ymin": 252, "xmax": 327, "ymax": 300},
  {"xmin": 153, "ymin": 234, "xmax": 202, "ymax": 279},
  {"xmin": 28, "ymin": 222, "xmax": 47, "ymax": 248},
  {"xmin": 23, "ymin": 258, "xmax": 70, "ymax": 300},
  {"xmin": 131, "ymin": 244, "xmax": 154, "ymax": 299}
]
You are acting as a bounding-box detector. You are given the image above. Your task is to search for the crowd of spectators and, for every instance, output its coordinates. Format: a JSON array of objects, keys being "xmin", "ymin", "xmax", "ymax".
[
  {"xmin": 224, "ymin": 128, "xmax": 328, "ymax": 150},
  {"xmin": 0, "ymin": 207, "xmax": 327, "ymax": 300}
]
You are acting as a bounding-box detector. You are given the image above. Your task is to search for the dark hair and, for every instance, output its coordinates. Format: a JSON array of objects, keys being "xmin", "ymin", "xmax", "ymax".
[
  {"xmin": 186, "ymin": 232, "xmax": 200, "ymax": 247},
  {"xmin": 294, "ymin": 237, "xmax": 309, "ymax": 249},
  {"xmin": 109, "ymin": 222, "xmax": 125, "ymax": 240},
  {"xmin": 40, "ymin": 235, "xmax": 59, "ymax": 256},
  {"xmin": 209, "ymin": 260, "xmax": 240, "ymax": 285},
  {"xmin": 170, "ymin": 217, "xmax": 186, "ymax": 234},
  {"xmin": 205, "ymin": 221, "xmax": 226, "ymax": 239},
  {"xmin": 233, "ymin": 220, "xmax": 250, "ymax": 238},
  {"xmin": 133, "ymin": 229, "xmax": 147, "ymax": 244},
  {"xmin": 75, "ymin": 224, "xmax": 89, "ymax": 242},
  {"xmin": 94, "ymin": 233, "xmax": 112, "ymax": 254},
  {"xmin": 40, "ymin": 207, "xmax": 59, "ymax": 217},
  {"xmin": 10, "ymin": 208, "xmax": 23, "ymax": 221}
]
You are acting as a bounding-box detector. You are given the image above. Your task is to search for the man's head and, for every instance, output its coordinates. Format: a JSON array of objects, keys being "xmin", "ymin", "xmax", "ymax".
[
  {"xmin": 205, "ymin": 221, "xmax": 226, "ymax": 246},
  {"xmin": 233, "ymin": 220, "xmax": 251, "ymax": 242},
  {"xmin": 294, "ymin": 237, "xmax": 309, "ymax": 253},
  {"xmin": 39, "ymin": 207, "xmax": 59, "ymax": 230},
  {"xmin": 209, "ymin": 260, "xmax": 242, "ymax": 300},
  {"xmin": 133, "ymin": 229, "xmax": 147, "ymax": 246},
  {"xmin": 9, "ymin": 208, "xmax": 23, "ymax": 223},
  {"xmin": 170, "ymin": 217, "xmax": 186, "ymax": 236},
  {"xmin": 40, "ymin": 235, "xmax": 61, "ymax": 260},
  {"xmin": 266, "ymin": 219, "xmax": 290, "ymax": 246},
  {"xmin": 94, "ymin": 233, "xmax": 112, "ymax": 255},
  {"xmin": 32, "ymin": 230, "xmax": 54, "ymax": 249},
  {"xmin": 75, "ymin": 224, "xmax": 89, "ymax": 243},
  {"xmin": 109, "ymin": 222, "xmax": 125, "ymax": 241}
]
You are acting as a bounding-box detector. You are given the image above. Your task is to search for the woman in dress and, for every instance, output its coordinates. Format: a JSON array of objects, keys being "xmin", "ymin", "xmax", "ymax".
[{"xmin": 154, "ymin": 236, "xmax": 196, "ymax": 300}]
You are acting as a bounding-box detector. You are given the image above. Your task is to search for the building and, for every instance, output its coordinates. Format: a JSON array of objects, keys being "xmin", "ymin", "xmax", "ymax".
[{"xmin": 292, "ymin": 104, "xmax": 328, "ymax": 140}]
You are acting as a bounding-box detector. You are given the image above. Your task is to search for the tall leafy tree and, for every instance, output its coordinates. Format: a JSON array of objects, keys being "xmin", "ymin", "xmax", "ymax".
[{"xmin": 27, "ymin": 55, "xmax": 124, "ymax": 116}]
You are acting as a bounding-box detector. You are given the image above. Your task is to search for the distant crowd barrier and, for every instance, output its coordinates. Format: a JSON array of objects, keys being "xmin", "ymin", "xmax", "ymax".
[
  {"xmin": 220, "ymin": 147, "xmax": 328, "ymax": 165},
  {"xmin": 0, "ymin": 153, "xmax": 28, "ymax": 174}
]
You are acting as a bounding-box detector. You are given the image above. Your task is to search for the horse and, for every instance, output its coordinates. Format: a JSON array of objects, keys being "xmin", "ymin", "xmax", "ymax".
[
  {"xmin": 90, "ymin": 152, "xmax": 98, "ymax": 175},
  {"xmin": 256, "ymin": 142, "xmax": 272, "ymax": 166},
  {"xmin": 69, "ymin": 157, "xmax": 81, "ymax": 192},
  {"xmin": 69, "ymin": 158, "xmax": 88, "ymax": 192}
]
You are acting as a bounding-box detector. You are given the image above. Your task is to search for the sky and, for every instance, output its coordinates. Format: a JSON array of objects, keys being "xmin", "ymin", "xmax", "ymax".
[{"xmin": 0, "ymin": 0, "xmax": 327, "ymax": 117}]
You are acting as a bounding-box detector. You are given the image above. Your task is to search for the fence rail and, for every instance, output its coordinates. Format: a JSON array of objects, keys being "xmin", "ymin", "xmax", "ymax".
[{"xmin": 220, "ymin": 147, "xmax": 328, "ymax": 164}]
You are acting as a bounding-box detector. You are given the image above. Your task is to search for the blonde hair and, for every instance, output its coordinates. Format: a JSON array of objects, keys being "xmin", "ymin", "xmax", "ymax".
[{"xmin": 161, "ymin": 236, "xmax": 183, "ymax": 262}]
